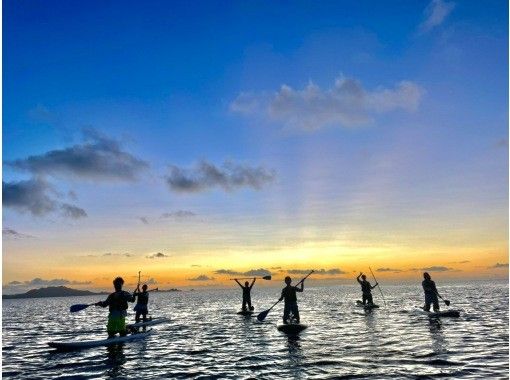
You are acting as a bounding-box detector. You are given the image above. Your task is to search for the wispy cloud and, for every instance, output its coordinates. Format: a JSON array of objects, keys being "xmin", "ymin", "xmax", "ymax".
[
  {"xmin": 214, "ymin": 268, "xmax": 272, "ymax": 277},
  {"xmin": 3, "ymin": 178, "xmax": 86, "ymax": 219},
  {"xmin": 231, "ymin": 76, "xmax": 423, "ymax": 131},
  {"xmin": 139, "ymin": 217, "xmax": 149, "ymax": 225},
  {"xmin": 146, "ymin": 252, "xmax": 169, "ymax": 259},
  {"xmin": 488, "ymin": 263, "xmax": 508, "ymax": 269},
  {"xmin": 3, "ymin": 228, "xmax": 34, "ymax": 239},
  {"xmin": 161, "ymin": 210, "xmax": 197, "ymax": 219},
  {"xmin": 6, "ymin": 129, "xmax": 148, "ymax": 182},
  {"xmin": 286, "ymin": 268, "xmax": 346, "ymax": 275},
  {"xmin": 7, "ymin": 277, "xmax": 92, "ymax": 287},
  {"xmin": 419, "ymin": 0, "xmax": 455, "ymax": 33},
  {"xmin": 165, "ymin": 160, "xmax": 275, "ymax": 193},
  {"xmin": 412, "ymin": 266, "xmax": 454, "ymax": 272},
  {"xmin": 376, "ymin": 267, "xmax": 402, "ymax": 273},
  {"xmin": 187, "ymin": 275, "xmax": 215, "ymax": 281}
]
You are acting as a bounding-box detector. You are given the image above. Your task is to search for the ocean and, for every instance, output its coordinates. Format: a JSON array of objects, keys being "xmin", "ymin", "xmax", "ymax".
[{"xmin": 2, "ymin": 282, "xmax": 508, "ymax": 379}]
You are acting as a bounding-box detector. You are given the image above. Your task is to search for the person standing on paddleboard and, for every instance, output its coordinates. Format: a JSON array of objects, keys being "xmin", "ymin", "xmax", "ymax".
[
  {"xmin": 357, "ymin": 273, "xmax": 378, "ymax": 306},
  {"xmin": 235, "ymin": 278, "xmax": 256, "ymax": 311},
  {"xmin": 133, "ymin": 284, "xmax": 149, "ymax": 323},
  {"xmin": 95, "ymin": 277, "xmax": 136, "ymax": 338},
  {"xmin": 422, "ymin": 272, "xmax": 441, "ymax": 312},
  {"xmin": 279, "ymin": 276, "xmax": 304, "ymax": 324}
]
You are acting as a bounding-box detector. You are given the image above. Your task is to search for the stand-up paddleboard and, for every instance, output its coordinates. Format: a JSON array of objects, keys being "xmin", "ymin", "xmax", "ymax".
[
  {"xmin": 127, "ymin": 317, "xmax": 169, "ymax": 328},
  {"xmin": 277, "ymin": 324, "xmax": 307, "ymax": 334},
  {"xmin": 48, "ymin": 330, "xmax": 153, "ymax": 351},
  {"xmin": 237, "ymin": 310, "xmax": 254, "ymax": 316},
  {"xmin": 425, "ymin": 309, "xmax": 460, "ymax": 318},
  {"xmin": 356, "ymin": 300, "xmax": 380, "ymax": 309}
]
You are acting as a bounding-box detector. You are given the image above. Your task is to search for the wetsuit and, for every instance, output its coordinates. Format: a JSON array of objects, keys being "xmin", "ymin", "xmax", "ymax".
[
  {"xmin": 134, "ymin": 291, "xmax": 149, "ymax": 322},
  {"xmin": 358, "ymin": 277, "xmax": 374, "ymax": 305},
  {"xmin": 97, "ymin": 290, "xmax": 135, "ymax": 337},
  {"xmin": 281, "ymin": 285, "xmax": 303, "ymax": 324},
  {"xmin": 422, "ymin": 279, "xmax": 440, "ymax": 311}
]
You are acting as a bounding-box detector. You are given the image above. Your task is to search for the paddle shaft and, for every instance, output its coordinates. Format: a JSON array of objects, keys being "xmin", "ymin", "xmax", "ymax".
[
  {"xmin": 369, "ymin": 267, "xmax": 387, "ymax": 307},
  {"xmin": 229, "ymin": 277, "xmax": 269, "ymax": 280}
]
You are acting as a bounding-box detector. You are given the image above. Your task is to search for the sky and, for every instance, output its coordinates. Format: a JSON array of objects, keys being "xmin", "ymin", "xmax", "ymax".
[{"xmin": 3, "ymin": 0, "xmax": 508, "ymax": 293}]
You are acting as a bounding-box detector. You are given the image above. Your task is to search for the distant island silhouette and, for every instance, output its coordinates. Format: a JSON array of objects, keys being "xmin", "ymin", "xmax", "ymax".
[
  {"xmin": 3, "ymin": 286, "xmax": 182, "ymax": 299},
  {"xmin": 2, "ymin": 286, "xmax": 106, "ymax": 299}
]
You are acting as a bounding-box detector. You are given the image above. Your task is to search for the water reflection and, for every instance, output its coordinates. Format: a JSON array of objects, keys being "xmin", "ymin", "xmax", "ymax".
[
  {"xmin": 285, "ymin": 334, "xmax": 304, "ymax": 379},
  {"xmin": 104, "ymin": 345, "xmax": 127, "ymax": 378},
  {"xmin": 428, "ymin": 318, "xmax": 447, "ymax": 356}
]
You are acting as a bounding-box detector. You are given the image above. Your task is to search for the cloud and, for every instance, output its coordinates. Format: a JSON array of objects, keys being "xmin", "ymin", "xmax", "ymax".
[
  {"xmin": 230, "ymin": 76, "xmax": 423, "ymax": 131},
  {"xmin": 286, "ymin": 268, "xmax": 346, "ymax": 275},
  {"xmin": 214, "ymin": 268, "xmax": 272, "ymax": 277},
  {"xmin": 8, "ymin": 278, "xmax": 92, "ymax": 287},
  {"xmin": 101, "ymin": 252, "xmax": 132, "ymax": 258},
  {"xmin": 3, "ymin": 228, "xmax": 33, "ymax": 239},
  {"xmin": 419, "ymin": 0, "xmax": 455, "ymax": 33},
  {"xmin": 488, "ymin": 263, "xmax": 508, "ymax": 269},
  {"xmin": 191, "ymin": 264, "xmax": 201, "ymax": 267},
  {"xmin": 376, "ymin": 267, "xmax": 402, "ymax": 273},
  {"xmin": 187, "ymin": 275, "xmax": 215, "ymax": 281},
  {"xmin": 143, "ymin": 278, "xmax": 158, "ymax": 285},
  {"xmin": 60, "ymin": 203, "xmax": 87, "ymax": 219},
  {"xmin": 6, "ymin": 129, "xmax": 148, "ymax": 182},
  {"xmin": 448, "ymin": 260, "xmax": 470, "ymax": 264},
  {"xmin": 3, "ymin": 178, "xmax": 86, "ymax": 219},
  {"xmin": 146, "ymin": 252, "xmax": 169, "ymax": 259},
  {"xmin": 414, "ymin": 266, "xmax": 454, "ymax": 272},
  {"xmin": 161, "ymin": 210, "xmax": 197, "ymax": 219},
  {"xmin": 139, "ymin": 217, "xmax": 149, "ymax": 225},
  {"xmin": 165, "ymin": 160, "xmax": 275, "ymax": 193}
]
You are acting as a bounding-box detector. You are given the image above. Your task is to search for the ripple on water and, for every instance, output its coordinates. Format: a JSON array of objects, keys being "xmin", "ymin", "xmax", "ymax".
[{"xmin": 2, "ymin": 283, "xmax": 509, "ymax": 379}]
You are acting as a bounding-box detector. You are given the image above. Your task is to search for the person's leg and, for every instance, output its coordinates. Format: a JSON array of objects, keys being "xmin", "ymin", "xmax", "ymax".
[
  {"xmin": 247, "ymin": 297, "xmax": 253, "ymax": 310},
  {"xmin": 242, "ymin": 299, "xmax": 247, "ymax": 311},
  {"xmin": 424, "ymin": 297, "xmax": 431, "ymax": 311},
  {"xmin": 362, "ymin": 294, "xmax": 368, "ymax": 305},
  {"xmin": 142, "ymin": 312, "xmax": 148, "ymax": 322},
  {"xmin": 433, "ymin": 299, "xmax": 440, "ymax": 312},
  {"xmin": 283, "ymin": 303, "xmax": 290, "ymax": 324},
  {"xmin": 293, "ymin": 303, "xmax": 300, "ymax": 323},
  {"xmin": 367, "ymin": 294, "xmax": 373, "ymax": 305},
  {"xmin": 135, "ymin": 311, "xmax": 141, "ymax": 323}
]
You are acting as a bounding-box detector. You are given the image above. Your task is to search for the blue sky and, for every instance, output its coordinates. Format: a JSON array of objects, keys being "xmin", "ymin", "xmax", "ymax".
[{"xmin": 3, "ymin": 0, "xmax": 508, "ymax": 290}]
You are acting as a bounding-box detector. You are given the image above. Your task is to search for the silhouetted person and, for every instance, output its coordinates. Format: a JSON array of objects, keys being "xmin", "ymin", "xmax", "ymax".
[
  {"xmin": 134, "ymin": 284, "xmax": 149, "ymax": 323},
  {"xmin": 357, "ymin": 272, "xmax": 378, "ymax": 305},
  {"xmin": 96, "ymin": 277, "xmax": 135, "ymax": 338},
  {"xmin": 422, "ymin": 272, "xmax": 441, "ymax": 312},
  {"xmin": 235, "ymin": 278, "xmax": 256, "ymax": 311},
  {"xmin": 279, "ymin": 276, "xmax": 304, "ymax": 324}
]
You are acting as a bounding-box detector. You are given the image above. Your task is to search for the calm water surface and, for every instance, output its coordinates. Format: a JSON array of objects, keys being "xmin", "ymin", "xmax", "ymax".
[{"xmin": 3, "ymin": 282, "xmax": 509, "ymax": 379}]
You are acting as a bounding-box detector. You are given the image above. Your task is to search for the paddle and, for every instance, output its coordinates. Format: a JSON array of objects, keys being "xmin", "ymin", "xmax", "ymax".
[
  {"xmin": 229, "ymin": 275, "xmax": 272, "ymax": 281},
  {"xmin": 369, "ymin": 266, "xmax": 387, "ymax": 307},
  {"xmin": 70, "ymin": 303, "xmax": 96, "ymax": 313},
  {"xmin": 256, "ymin": 270, "xmax": 314, "ymax": 322},
  {"xmin": 438, "ymin": 294, "xmax": 451, "ymax": 306}
]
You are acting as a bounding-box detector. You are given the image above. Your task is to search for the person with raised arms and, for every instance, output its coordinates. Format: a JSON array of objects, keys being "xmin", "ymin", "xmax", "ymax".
[
  {"xmin": 235, "ymin": 278, "xmax": 256, "ymax": 311},
  {"xmin": 357, "ymin": 272, "xmax": 378, "ymax": 306},
  {"xmin": 133, "ymin": 283, "xmax": 150, "ymax": 323},
  {"xmin": 279, "ymin": 276, "xmax": 304, "ymax": 324},
  {"xmin": 95, "ymin": 277, "xmax": 136, "ymax": 338}
]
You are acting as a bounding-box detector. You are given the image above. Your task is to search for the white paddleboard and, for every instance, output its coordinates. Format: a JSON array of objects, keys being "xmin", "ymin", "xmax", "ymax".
[
  {"xmin": 48, "ymin": 329, "xmax": 153, "ymax": 350},
  {"xmin": 127, "ymin": 317, "xmax": 169, "ymax": 328}
]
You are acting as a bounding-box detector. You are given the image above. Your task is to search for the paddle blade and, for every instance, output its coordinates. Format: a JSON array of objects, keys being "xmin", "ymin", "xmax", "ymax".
[
  {"xmin": 444, "ymin": 299, "xmax": 451, "ymax": 306},
  {"xmin": 70, "ymin": 304, "xmax": 91, "ymax": 313},
  {"xmin": 257, "ymin": 309, "xmax": 270, "ymax": 322},
  {"xmin": 262, "ymin": 275, "xmax": 272, "ymax": 281}
]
